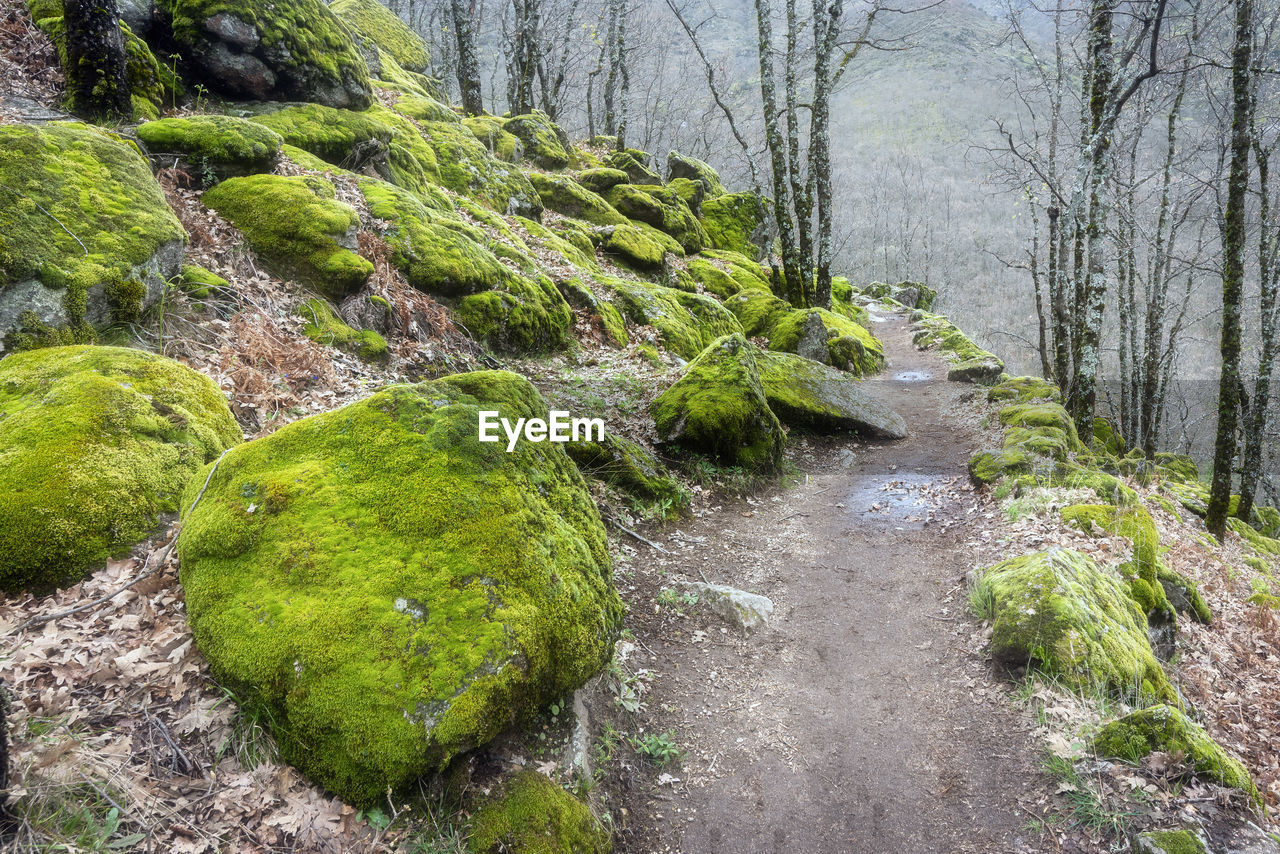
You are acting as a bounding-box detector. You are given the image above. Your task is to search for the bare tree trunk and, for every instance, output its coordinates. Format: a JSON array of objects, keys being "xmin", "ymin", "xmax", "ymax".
[
  {"xmin": 615, "ymin": 0, "xmax": 629, "ymax": 150},
  {"xmin": 1207, "ymin": 0, "xmax": 1254, "ymax": 539},
  {"xmin": 784, "ymin": 0, "xmax": 813, "ymax": 302},
  {"xmin": 753, "ymin": 0, "xmax": 802, "ymax": 305},
  {"xmin": 62, "ymin": 0, "xmax": 130, "ymax": 120},
  {"xmin": 451, "ymin": 0, "xmax": 484, "ymax": 115},
  {"xmin": 810, "ymin": 0, "xmax": 840, "ymax": 309},
  {"xmin": 1238, "ymin": 138, "xmax": 1277, "ymax": 523},
  {"xmin": 1030, "ymin": 197, "xmax": 1054, "ymax": 380}
]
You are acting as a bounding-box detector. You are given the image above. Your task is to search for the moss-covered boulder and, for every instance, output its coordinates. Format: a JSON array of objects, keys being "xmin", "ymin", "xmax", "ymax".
[
  {"xmin": 604, "ymin": 184, "xmax": 707, "ymax": 254},
  {"xmin": 753, "ymin": 349, "xmax": 906, "ymax": 437},
  {"xmin": 863, "ymin": 281, "xmax": 936, "ymax": 311},
  {"xmin": 970, "ymin": 549, "xmax": 1176, "ymax": 704},
  {"xmin": 203, "ymin": 174, "xmax": 372, "ymax": 299},
  {"xmin": 177, "ymin": 372, "xmax": 623, "ymax": 806},
  {"xmin": 1155, "ymin": 453, "xmax": 1200, "ymax": 485},
  {"xmin": 395, "ymin": 93, "xmax": 460, "ymax": 124},
  {"xmin": 700, "ymin": 192, "xmax": 767, "ymax": 260},
  {"xmin": 466, "ymin": 771, "xmax": 612, "ymax": 854},
  {"xmin": 602, "ymin": 276, "xmax": 742, "ymax": 359},
  {"xmin": 606, "ymin": 149, "xmax": 660, "ymax": 185},
  {"xmin": 527, "ymin": 173, "xmax": 624, "ymax": 225},
  {"xmin": 576, "ymin": 167, "xmax": 629, "ymax": 194},
  {"xmin": 0, "ymin": 345, "xmax": 240, "ymax": 591},
  {"xmin": 419, "ymin": 121, "xmax": 542, "ymax": 217},
  {"xmin": 667, "ymin": 150, "xmax": 725, "ymax": 198},
  {"xmin": 330, "ymin": 0, "xmax": 429, "ymax": 73},
  {"xmin": 504, "ymin": 112, "xmax": 572, "ymax": 169},
  {"xmin": 455, "ymin": 274, "xmax": 574, "ymax": 354},
  {"xmin": 651, "ymin": 333, "xmax": 784, "ymax": 471},
  {"xmin": 598, "ymin": 223, "xmax": 669, "ymax": 269},
  {"xmin": 1060, "ymin": 504, "xmax": 1174, "ymax": 624},
  {"xmin": 685, "ymin": 250, "xmax": 770, "ymax": 299},
  {"xmin": 160, "ymin": 0, "xmax": 373, "ymax": 107},
  {"xmin": 987, "ymin": 375, "xmax": 1060, "ymax": 404},
  {"xmin": 566, "ymin": 432, "xmax": 686, "ymax": 508},
  {"xmin": 298, "ymin": 297, "xmax": 387, "ymax": 362},
  {"xmin": 137, "ymin": 115, "xmax": 282, "ymax": 181},
  {"xmin": 1093, "ymin": 705, "xmax": 1259, "ymax": 803},
  {"xmin": 725, "ymin": 289, "xmax": 884, "ymax": 376},
  {"xmin": 463, "ymin": 116, "xmax": 522, "ymax": 161},
  {"xmin": 911, "ymin": 311, "xmax": 1004, "ymax": 384},
  {"xmin": 0, "ymin": 123, "xmax": 186, "ymax": 347}
]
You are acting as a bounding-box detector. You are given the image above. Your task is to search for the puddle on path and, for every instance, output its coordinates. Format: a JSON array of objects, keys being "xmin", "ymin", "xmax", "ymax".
[
  {"xmin": 837, "ymin": 474, "xmax": 949, "ymax": 530},
  {"xmin": 894, "ymin": 371, "xmax": 932, "ymax": 383}
]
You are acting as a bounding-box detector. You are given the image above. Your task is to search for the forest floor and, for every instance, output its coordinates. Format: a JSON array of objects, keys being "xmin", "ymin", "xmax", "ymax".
[{"xmin": 606, "ymin": 314, "xmax": 1056, "ymax": 852}]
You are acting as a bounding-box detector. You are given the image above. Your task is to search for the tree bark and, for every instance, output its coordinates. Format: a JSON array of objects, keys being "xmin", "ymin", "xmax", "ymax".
[
  {"xmin": 451, "ymin": 0, "xmax": 484, "ymax": 115},
  {"xmin": 1238, "ymin": 136, "xmax": 1276, "ymax": 523},
  {"xmin": 810, "ymin": 0, "xmax": 840, "ymax": 309},
  {"xmin": 62, "ymin": 0, "xmax": 130, "ymax": 121}
]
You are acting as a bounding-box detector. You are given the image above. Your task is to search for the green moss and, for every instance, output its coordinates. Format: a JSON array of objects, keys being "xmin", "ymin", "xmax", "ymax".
[
  {"xmin": 1154, "ymin": 453, "xmax": 1200, "ymax": 484},
  {"xmin": 987, "ymin": 375, "xmax": 1060, "ymax": 404},
  {"xmin": 576, "ymin": 168, "xmax": 629, "ymax": 194},
  {"xmin": 1134, "ymin": 830, "xmax": 1207, "ymax": 854},
  {"xmin": 566, "ymin": 432, "xmax": 686, "ymax": 509},
  {"xmin": 754, "ymin": 348, "xmax": 907, "ymax": 436},
  {"xmin": 526, "ymin": 172, "xmax": 624, "ymax": 225},
  {"xmin": 330, "ymin": 0, "xmax": 429, "ymax": 72},
  {"xmin": 249, "ymin": 104, "xmax": 392, "ymax": 166},
  {"xmin": 999, "ymin": 403, "xmax": 1082, "ymax": 449},
  {"xmin": 651, "ymin": 333, "xmax": 784, "ymax": 471},
  {"xmin": 504, "ymin": 112, "xmax": 572, "ymax": 169},
  {"xmin": 203, "ymin": 174, "xmax": 372, "ymax": 299},
  {"xmin": 1155, "ymin": 565, "xmax": 1212, "ymax": 625},
  {"xmin": 600, "ymin": 223, "xmax": 668, "ymax": 269},
  {"xmin": 515, "ymin": 217, "xmax": 598, "ymax": 273},
  {"xmin": 554, "ymin": 279, "xmax": 625, "ymax": 345},
  {"xmin": 298, "ymin": 297, "xmax": 387, "ymax": 362},
  {"xmin": 463, "ymin": 116, "xmax": 522, "ymax": 162},
  {"xmin": 601, "ymin": 276, "xmax": 742, "ymax": 359},
  {"xmin": 1060, "ymin": 504, "xmax": 1171, "ymax": 620},
  {"xmin": 971, "ymin": 549, "xmax": 1176, "ymax": 704},
  {"xmin": 666, "ymin": 150, "xmax": 726, "ymax": 198},
  {"xmin": 179, "ymin": 264, "xmax": 228, "ymax": 299},
  {"xmin": 358, "ymin": 179, "xmax": 510, "ymax": 296},
  {"xmin": 370, "ymin": 49, "xmax": 435, "ymax": 97},
  {"xmin": 1229, "ymin": 517, "xmax": 1280, "ymax": 556},
  {"xmin": 137, "ymin": 115, "xmax": 282, "ymax": 180},
  {"xmin": 161, "ymin": 0, "xmax": 372, "ymax": 106},
  {"xmin": 1093, "ymin": 417, "xmax": 1125, "ymax": 456},
  {"xmin": 419, "ymin": 121, "xmax": 541, "ymax": 217},
  {"xmin": 455, "ymin": 274, "xmax": 573, "ymax": 354},
  {"xmin": 0, "ymin": 122, "xmax": 185, "ymax": 334},
  {"xmin": 604, "ymin": 184, "xmax": 706, "ymax": 254},
  {"xmin": 724, "ymin": 289, "xmax": 884, "ymax": 376},
  {"xmin": 1093, "ymin": 705, "xmax": 1259, "ymax": 803},
  {"xmin": 0, "ymin": 345, "xmax": 240, "ymax": 591},
  {"xmin": 177, "ymin": 373, "xmax": 622, "ymax": 806},
  {"xmin": 466, "ymin": 771, "xmax": 611, "ymax": 854},
  {"xmin": 912, "ymin": 310, "xmax": 1004, "ymax": 383},
  {"xmin": 699, "ymin": 192, "xmax": 766, "ymax": 259}
]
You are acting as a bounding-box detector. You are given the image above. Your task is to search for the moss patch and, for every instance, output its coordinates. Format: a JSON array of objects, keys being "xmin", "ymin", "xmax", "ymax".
[
  {"xmin": 298, "ymin": 297, "xmax": 387, "ymax": 362},
  {"xmin": 203, "ymin": 174, "xmax": 372, "ymax": 299},
  {"xmin": 0, "ymin": 345, "xmax": 240, "ymax": 591},
  {"xmin": 466, "ymin": 770, "xmax": 611, "ymax": 854},
  {"xmin": 725, "ymin": 289, "xmax": 884, "ymax": 376},
  {"xmin": 179, "ymin": 264, "xmax": 228, "ymax": 298},
  {"xmin": 1060, "ymin": 504, "xmax": 1172, "ymax": 621},
  {"xmin": 504, "ymin": 112, "xmax": 571, "ymax": 169},
  {"xmin": 419, "ymin": 121, "xmax": 541, "ymax": 217},
  {"xmin": 666, "ymin": 150, "xmax": 726, "ymax": 198},
  {"xmin": 463, "ymin": 116, "xmax": 522, "ymax": 162},
  {"xmin": 576, "ymin": 167, "xmax": 629, "ymax": 194},
  {"xmin": 699, "ymin": 192, "xmax": 766, "ymax": 259},
  {"xmin": 987, "ymin": 375, "xmax": 1060, "ymax": 404},
  {"xmin": 566, "ymin": 432, "xmax": 687, "ymax": 509},
  {"xmin": 601, "ymin": 276, "xmax": 741, "ymax": 360},
  {"xmin": 137, "ymin": 115, "xmax": 282, "ymax": 180},
  {"xmin": 651, "ymin": 333, "xmax": 784, "ymax": 472},
  {"xmin": 176, "ymin": 373, "xmax": 622, "ymax": 806},
  {"xmin": 455, "ymin": 274, "xmax": 574, "ymax": 354},
  {"xmin": 912, "ymin": 311, "xmax": 1004, "ymax": 384},
  {"xmin": 754, "ymin": 348, "xmax": 906, "ymax": 437},
  {"xmin": 330, "ymin": 0, "xmax": 429, "ymax": 72},
  {"xmin": 527, "ymin": 172, "xmax": 624, "ymax": 226}
]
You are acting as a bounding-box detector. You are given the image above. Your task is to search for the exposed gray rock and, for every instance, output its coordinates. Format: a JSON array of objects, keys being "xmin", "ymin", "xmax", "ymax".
[
  {"xmin": 947, "ymin": 358, "xmax": 1005, "ymax": 385},
  {"xmin": 681, "ymin": 582, "xmax": 774, "ymax": 634},
  {"xmin": 754, "ymin": 349, "xmax": 908, "ymax": 438}
]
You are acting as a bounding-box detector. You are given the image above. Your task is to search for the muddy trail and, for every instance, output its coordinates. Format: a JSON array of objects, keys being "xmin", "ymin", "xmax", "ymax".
[{"xmin": 615, "ymin": 312, "xmax": 1051, "ymax": 853}]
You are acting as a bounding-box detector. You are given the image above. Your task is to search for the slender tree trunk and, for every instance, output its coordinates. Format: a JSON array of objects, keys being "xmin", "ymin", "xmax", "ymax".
[
  {"xmin": 603, "ymin": 0, "xmax": 619, "ymax": 136},
  {"xmin": 615, "ymin": 0, "xmax": 629, "ymax": 150},
  {"xmin": 1207, "ymin": 0, "xmax": 1254, "ymax": 539},
  {"xmin": 62, "ymin": 0, "xmax": 130, "ymax": 120},
  {"xmin": 1238, "ymin": 140, "xmax": 1276, "ymax": 523},
  {"xmin": 451, "ymin": 0, "xmax": 484, "ymax": 115},
  {"xmin": 784, "ymin": 0, "xmax": 813, "ymax": 303},
  {"xmin": 1030, "ymin": 198, "xmax": 1054, "ymax": 380},
  {"xmin": 810, "ymin": 0, "xmax": 840, "ymax": 310}
]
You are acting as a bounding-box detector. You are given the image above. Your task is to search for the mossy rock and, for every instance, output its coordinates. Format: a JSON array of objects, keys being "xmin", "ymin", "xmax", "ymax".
[
  {"xmin": 466, "ymin": 770, "xmax": 612, "ymax": 854},
  {"xmin": 369, "ymin": 49, "xmax": 437, "ymax": 98},
  {"xmin": 699, "ymin": 192, "xmax": 767, "ymax": 260},
  {"xmin": 516, "ymin": 218, "xmax": 598, "ymax": 273},
  {"xmin": 1156, "ymin": 565, "xmax": 1212, "ymax": 625},
  {"xmin": 463, "ymin": 116, "xmax": 523, "ymax": 162},
  {"xmin": 987, "ymin": 375, "xmax": 1060, "ymax": 404},
  {"xmin": 160, "ymin": 0, "xmax": 373, "ymax": 108},
  {"xmin": 598, "ymin": 223, "xmax": 668, "ymax": 269},
  {"xmin": 1228, "ymin": 517, "xmax": 1280, "ymax": 557},
  {"xmin": 754, "ymin": 349, "xmax": 906, "ymax": 438},
  {"xmin": 1093, "ymin": 705, "xmax": 1260, "ymax": 804},
  {"xmin": 0, "ymin": 345, "xmax": 241, "ymax": 591},
  {"xmin": 358, "ymin": 179, "xmax": 511, "ymax": 296},
  {"xmin": 0, "ymin": 122, "xmax": 186, "ymax": 345},
  {"xmin": 137, "ymin": 115, "xmax": 282, "ymax": 181},
  {"xmin": 330, "ymin": 0, "xmax": 430, "ymax": 73},
  {"xmin": 297, "ymin": 297, "xmax": 387, "ymax": 362},
  {"xmin": 605, "ymin": 150, "xmax": 660, "ymax": 185},
  {"xmin": 179, "ymin": 264, "xmax": 229, "ymax": 298},
  {"xmin": 554, "ymin": 278, "xmax": 626, "ymax": 346},
  {"xmin": 419, "ymin": 121, "xmax": 542, "ymax": 217},
  {"xmin": 203, "ymin": 174, "xmax": 372, "ymax": 299},
  {"xmin": 1052, "ymin": 463, "xmax": 1139, "ymax": 506},
  {"xmin": 576, "ymin": 167, "xmax": 629, "ymax": 194},
  {"xmin": 998, "ymin": 403, "xmax": 1082, "ymax": 450},
  {"xmin": 651, "ymin": 333, "xmax": 784, "ymax": 472},
  {"xmin": 1132, "ymin": 829, "xmax": 1209, "ymax": 854},
  {"xmin": 828, "ymin": 278, "xmax": 872, "ymax": 325},
  {"xmin": 1093, "ymin": 416, "xmax": 1126, "ymax": 456},
  {"xmin": 863, "ymin": 281, "xmax": 936, "ymax": 311},
  {"xmin": 971, "ymin": 549, "xmax": 1176, "ymax": 704},
  {"xmin": 527, "ymin": 172, "xmax": 624, "ymax": 225},
  {"xmin": 176, "ymin": 373, "xmax": 623, "ymax": 806},
  {"xmin": 455, "ymin": 274, "xmax": 574, "ymax": 354},
  {"xmin": 666, "ymin": 150, "xmax": 725, "ymax": 198},
  {"xmin": 394, "ymin": 93, "xmax": 460, "ymax": 124},
  {"xmin": 606, "ymin": 185, "xmax": 707, "ymax": 254},
  {"xmin": 504, "ymin": 112, "xmax": 572, "ymax": 169},
  {"xmin": 566, "ymin": 432, "xmax": 686, "ymax": 509},
  {"xmin": 688, "ymin": 250, "xmax": 771, "ymax": 298},
  {"xmin": 601, "ymin": 276, "xmax": 742, "ymax": 360},
  {"xmin": 1154, "ymin": 453, "xmax": 1200, "ymax": 485},
  {"xmin": 912, "ymin": 311, "xmax": 1004, "ymax": 384},
  {"xmin": 1060, "ymin": 504, "xmax": 1172, "ymax": 622},
  {"xmin": 725, "ymin": 289, "xmax": 884, "ymax": 376}
]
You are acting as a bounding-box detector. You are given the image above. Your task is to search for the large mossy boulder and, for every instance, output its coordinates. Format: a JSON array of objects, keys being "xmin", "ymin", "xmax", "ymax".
[
  {"xmin": 203, "ymin": 174, "xmax": 372, "ymax": 299},
  {"xmin": 987, "ymin": 375, "xmax": 1060, "ymax": 404},
  {"xmin": 527, "ymin": 173, "xmax": 625, "ymax": 226},
  {"xmin": 0, "ymin": 345, "xmax": 240, "ymax": 592},
  {"xmin": 504, "ymin": 112, "xmax": 572, "ymax": 169},
  {"xmin": 602, "ymin": 276, "xmax": 742, "ymax": 360},
  {"xmin": 754, "ymin": 349, "xmax": 906, "ymax": 438},
  {"xmin": 604, "ymin": 184, "xmax": 706, "ymax": 254},
  {"xmin": 667, "ymin": 150, "xmax": 726, "ymax": 198},
  {"xmin": 1060, "ymin": 504, "xmax": 1175, "ymax": 623},
  {"xmin": 971, "ymin": 549, "xmax": 1176, "ymax": 704},
  {"xmin": 466, "ymin": 770, "xmax": 612, "ymax": 854},
  {"xmin": 330, "ymin": 0, "xmax": 429, "ymax": 73},
  {"xmin": 0, "ymin": 123, "xmax": 186, "ymax": 347},
  {"xmin": 455, "ymin": 273, "xmax": 574, "ymax": 354},
  {"xmin": 1093, "ymin": 705, "xmax": 1260, "ymax": 804},
  {"xmin": 685, "ymin": 250, "xmax": 770, "ymax": 299},
  {"xmin": 421, "ymin": 121, "xmax": 542, "ymax": 217},
  {"xmin": 159, "ymin": 0, "xmax": 373, "ymax": 107},
  {"xmin": 176, "ymin": 372, "xmax": 623, "ymax": 806},
  {"xmin": 606, "ymin": 150, "xmax": 661, "ymax": 185},
  {"xmin": 651, "ymin": 333, "xmax": 784, "ymax": 471},
  {"xmin": 725, "ymin": 289, "xmax": 884, "ymax": 376},
  {"xmin": 699, "ymin": 191, "xmax": 767, "ymax": 260},
  {"xmin": 136, "ymin": 115, "xmax": 282, "ymax": 181},
  {"xmin": 598, "ymin": 223, "xmax": 669, "ymax": 269},
  {"xmin": 911, "ymin": 311, "xmax": 1004, "ymax": 384}
]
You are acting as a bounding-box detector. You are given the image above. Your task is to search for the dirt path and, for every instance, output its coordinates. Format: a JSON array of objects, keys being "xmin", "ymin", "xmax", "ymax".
[{"xmin": 616, "ymin": 312, "xmax": 1051, "ymax": 853}]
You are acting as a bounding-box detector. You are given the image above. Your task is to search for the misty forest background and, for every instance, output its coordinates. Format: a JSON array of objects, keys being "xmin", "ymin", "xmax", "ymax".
[{"xmin": 386, "ymin": 0, "xmax": 1280, "ymax": 509}]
